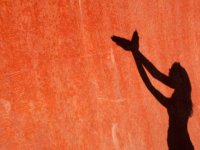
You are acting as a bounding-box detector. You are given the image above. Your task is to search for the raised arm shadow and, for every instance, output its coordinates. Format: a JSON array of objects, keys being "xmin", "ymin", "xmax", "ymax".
[
  {"xmin": 111, "ymin": 31, "xmax": 173, "ymax": 107},
  {"xmin": 111, "ymin": 31, "xmax": 174, "ymax": 88}
]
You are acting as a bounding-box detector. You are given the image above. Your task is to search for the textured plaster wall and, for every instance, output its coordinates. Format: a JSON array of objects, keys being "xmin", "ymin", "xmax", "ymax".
[{"xmin": 0, "ymin": 0, "xmax": 200, "ymax": 149}]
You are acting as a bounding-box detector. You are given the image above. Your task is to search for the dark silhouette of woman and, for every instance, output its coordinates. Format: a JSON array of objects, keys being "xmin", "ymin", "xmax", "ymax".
[{"xmin": 111, "ymin": 31, "xmax": 194, "ymax": 150}]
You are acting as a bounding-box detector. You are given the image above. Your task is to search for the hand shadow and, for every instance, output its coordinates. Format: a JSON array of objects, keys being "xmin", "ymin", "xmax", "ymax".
[{"xmin": 111, "ymin": 30, "xmax": 139, "ymax": 51}]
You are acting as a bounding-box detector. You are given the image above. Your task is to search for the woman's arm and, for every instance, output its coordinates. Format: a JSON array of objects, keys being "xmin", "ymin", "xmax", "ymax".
[
  {"xmin": 111, "ymin": 31, "xmax": 170, "ymax": 107},
  {"xmin": 135, "ymin": 50, "xmax": 174, "ymax": 88},
  {"xmin": 112, "ymin": 32, "xmax": 173, "ymax": 88},
  {"xmin": 133, "ymin": 51, "xmax": 169, "ymax": 108}
]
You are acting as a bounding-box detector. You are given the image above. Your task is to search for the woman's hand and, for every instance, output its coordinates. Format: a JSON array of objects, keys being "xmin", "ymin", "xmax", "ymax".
[
  {"xmin": 111, "ymin": 30, "xmax": 139, "ymax": 52},
  {"xmin": 131, "ymin": 30, "xmax": 139, "ymax": 51},
  {"xmin": 111, "ymin": 36, "xmax": 132, "ymax": 51}
]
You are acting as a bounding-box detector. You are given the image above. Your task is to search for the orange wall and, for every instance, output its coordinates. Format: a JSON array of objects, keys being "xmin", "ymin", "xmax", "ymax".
[{"xmin": 0, "ymin": 0, "xmax": 200, "ymax": 149}]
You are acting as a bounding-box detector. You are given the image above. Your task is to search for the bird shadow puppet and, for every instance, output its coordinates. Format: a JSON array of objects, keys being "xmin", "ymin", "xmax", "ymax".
[{"xmin": 111, "ymin": 31, "xmax": 194, "ymax": 150}]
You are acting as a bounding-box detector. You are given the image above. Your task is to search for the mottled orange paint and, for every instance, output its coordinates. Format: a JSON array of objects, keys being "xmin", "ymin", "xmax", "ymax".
[{"xmin": 0, "ymin": 0, "xmax": 200, "ymax": 149}]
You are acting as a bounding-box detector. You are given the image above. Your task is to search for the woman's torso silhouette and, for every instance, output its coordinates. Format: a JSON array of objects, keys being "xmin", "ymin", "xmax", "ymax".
[{"xmin": 167, "ymin": 91, "xmax": 194, "ymax": 150}]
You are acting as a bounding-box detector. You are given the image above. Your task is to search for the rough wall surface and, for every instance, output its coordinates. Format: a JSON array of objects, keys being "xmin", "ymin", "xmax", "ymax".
[{"xmin": 0, "ymin": 0, "xmax": 200, "ymax": 149}]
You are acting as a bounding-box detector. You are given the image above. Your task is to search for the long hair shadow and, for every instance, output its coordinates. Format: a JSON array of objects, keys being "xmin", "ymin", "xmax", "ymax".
[{"xmin": 111, "ymin": 31, "xmax": 194, "ymax": 150}]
